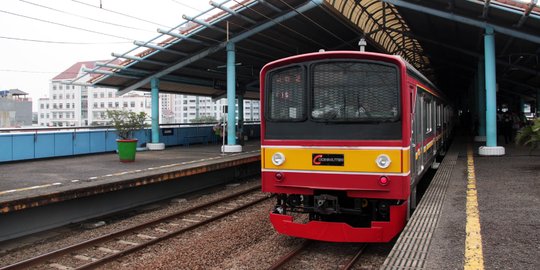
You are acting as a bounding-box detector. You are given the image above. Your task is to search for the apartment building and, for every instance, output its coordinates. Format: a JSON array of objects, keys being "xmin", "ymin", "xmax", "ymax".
[
  {"xmin": 172, "ymin": 95, "xmax": 260, "ymax": 123},
  {"xmin": 38, "ymin": 61, "xmax": 155, "ymax": 127},
  {"xmin": 37, "ymin": 60, "xmax": 260, "ymax": 127}
]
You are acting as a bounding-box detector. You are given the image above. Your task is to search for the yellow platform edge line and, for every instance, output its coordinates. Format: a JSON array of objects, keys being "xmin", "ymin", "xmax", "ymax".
[{"xmin": 465, "ymin": 144, "xmax": 485, "ymax": 270}]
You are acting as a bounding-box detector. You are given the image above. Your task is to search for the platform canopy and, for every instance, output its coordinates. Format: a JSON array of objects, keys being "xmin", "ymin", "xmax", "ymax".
[
  {"xmin": 385, "ymin": 0, "xmax": 540, "ymax": 103},
  {"xmin": 77, "ymin": 0, "xmax": 539, "ymax": 104}
]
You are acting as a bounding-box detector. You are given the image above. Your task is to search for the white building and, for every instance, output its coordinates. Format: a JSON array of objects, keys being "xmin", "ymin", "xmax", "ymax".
[
  {"xmin": 243, "ymin": 99, "xmax": 260, "ymax": 121},
  {"xmin": 38, "ymin": 61, "xmax": 155, "ymax": 127},
  {"xmin": 37, "ymin": 60, "xmax": 261, "ymax": 127},
  {"xmin": 172, "ymin": 95, "xmax": 260, "ymax": 123}
]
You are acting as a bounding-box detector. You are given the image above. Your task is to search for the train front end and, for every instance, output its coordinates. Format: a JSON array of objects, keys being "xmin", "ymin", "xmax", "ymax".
[{"xmin": 260, "ymin": 51, "xmax": 411, "ymax": 243}]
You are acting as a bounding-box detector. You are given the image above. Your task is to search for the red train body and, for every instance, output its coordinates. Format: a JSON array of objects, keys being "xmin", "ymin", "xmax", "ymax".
[{"xmin": 260, "ymin": 51, "xmax": 453, "ymax": 242}]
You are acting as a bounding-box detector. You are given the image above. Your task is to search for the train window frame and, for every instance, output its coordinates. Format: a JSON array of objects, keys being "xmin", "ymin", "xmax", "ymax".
[
  {"xmin": 436, "ymin": 103, "xmax": 442, "ymax": 129},
  {"xmin": 308, "ymin": 59, "xmax": 401, "ymax": 123},
  {"xmin": 427, "ymin": 100, "xmax": 433, "ymax": 134},
  {"xmin": 264, "ymin": 64, "xmax": 307, "ymax": 122}
]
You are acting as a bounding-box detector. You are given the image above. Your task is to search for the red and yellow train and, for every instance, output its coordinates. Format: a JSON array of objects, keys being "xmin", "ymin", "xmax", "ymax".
[{"xmin": 260, "ymin": 51, "xmax": 453, "ymax": 242}]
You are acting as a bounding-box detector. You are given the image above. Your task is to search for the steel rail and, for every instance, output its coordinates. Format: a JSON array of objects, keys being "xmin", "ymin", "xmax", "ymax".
[
  {"xmin": 342, "ymin": 244, "xmax": 368, "ymax": 270},
  {"xmin": 267, "ymin": 240, "xmax": 312, "ymax": 270},
  {"xmin": 267, "ymin": 241, "xmax": 367, "ymax": 270},
  {"xmin": 77, "ymin": 192, "xmax": 270, "ymax": 269},
  {"xmin": 1, "ymin": 185, "xmax": 264, "ymax": 270}
]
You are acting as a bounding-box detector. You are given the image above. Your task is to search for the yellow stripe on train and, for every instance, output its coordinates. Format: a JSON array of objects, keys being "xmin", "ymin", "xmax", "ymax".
[
  {"xmin": 424, "ymin": 139, "xmax": 434, "ymax": 153},
  {"xmin": 263, "ymin": 147, "xmax": 409, "ymax": 173}
]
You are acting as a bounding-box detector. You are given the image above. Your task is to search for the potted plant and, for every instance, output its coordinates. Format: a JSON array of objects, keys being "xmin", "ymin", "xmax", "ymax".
[
  {"xmin": 515, "ymin": 117, "xmax": 540, "ymax": 152},
  {"xmin": 107, "ymin": 109, "xmax": 148, "ymax": 162}
]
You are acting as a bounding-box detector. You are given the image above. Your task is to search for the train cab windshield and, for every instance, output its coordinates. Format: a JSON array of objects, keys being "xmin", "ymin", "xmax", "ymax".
[{"xmin": 311, "ymin": 61, "xmax": 399, "ymax": 122}]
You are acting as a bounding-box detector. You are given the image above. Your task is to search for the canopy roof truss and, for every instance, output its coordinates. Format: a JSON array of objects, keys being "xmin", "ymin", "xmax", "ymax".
[{"xmin": 76, "ymin": 0, "xmax": 539, "ymax": 106}]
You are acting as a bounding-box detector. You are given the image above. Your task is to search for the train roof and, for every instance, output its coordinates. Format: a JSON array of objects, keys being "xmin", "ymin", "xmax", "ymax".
[{"xmin": 399, "ymin": 56, "xmax": 443, "ymax": 98}]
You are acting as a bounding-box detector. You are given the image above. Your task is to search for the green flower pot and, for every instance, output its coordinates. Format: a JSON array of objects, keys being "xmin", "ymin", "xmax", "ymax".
[{"xmin": 117, "ymin": 139, "xmax": 138, "ymax": 162}]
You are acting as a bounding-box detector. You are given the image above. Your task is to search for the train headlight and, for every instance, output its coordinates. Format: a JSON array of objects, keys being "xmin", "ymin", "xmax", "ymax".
[
  {"xmin": 375, "ymin": 154, "xmax": 391, "ymax": 169},
  {"xmin": 271, "ymin": 152, "xmax": 286, "ymax": 166}
]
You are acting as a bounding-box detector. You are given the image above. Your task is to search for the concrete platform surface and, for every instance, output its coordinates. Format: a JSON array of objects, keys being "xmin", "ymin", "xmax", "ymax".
[
  {"xmin": 383, "ymin": 137, "xmax": 539, "ymax": 270},
  {"xmin": 425, "ymin": 140, "xmax": 539, "ymax": 269},
  {"xmin": 0, "ymin": 141, "xmax": 261, "ymax": 207}
]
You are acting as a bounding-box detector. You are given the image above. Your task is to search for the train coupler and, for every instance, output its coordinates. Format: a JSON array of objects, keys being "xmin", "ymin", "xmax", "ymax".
[{"xmin": 314, "ymin": 194, "xmax": 339, "ymax": 215}]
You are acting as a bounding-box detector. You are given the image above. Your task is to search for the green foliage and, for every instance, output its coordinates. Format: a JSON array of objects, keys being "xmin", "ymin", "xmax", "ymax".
[
  {"xmin": 106, "ymin": 110, "xmax": 148, "ymax": 140},
  {"xmin": 515, "ymin": 118, "xmax": 540, "ymax": 151},
  {"xmin": 190, "ymin": 115, "xmax": 217, "ymax": 123}
]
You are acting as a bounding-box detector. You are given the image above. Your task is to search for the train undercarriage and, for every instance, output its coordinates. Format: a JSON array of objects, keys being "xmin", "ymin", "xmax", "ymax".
[{"xmin": 270, "ymin": 191, "xmax": 407, "ymax": 242}]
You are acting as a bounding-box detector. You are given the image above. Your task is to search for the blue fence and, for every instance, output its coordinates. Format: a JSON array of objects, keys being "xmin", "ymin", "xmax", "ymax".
[{"xmin": 0, "ymin": 124, "xmax": 260, "ymax": 163}]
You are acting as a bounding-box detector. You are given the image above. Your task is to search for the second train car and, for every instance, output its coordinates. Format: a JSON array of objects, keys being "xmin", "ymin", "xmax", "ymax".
[{"xmin": 260, "ymin": 50, "xmax": 453, "ymax": 242}]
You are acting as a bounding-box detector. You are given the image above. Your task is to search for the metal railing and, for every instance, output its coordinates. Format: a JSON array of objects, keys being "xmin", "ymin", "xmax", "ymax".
[{"xmin": 0, "ymin": 122, "xmax": 260, "ymax": 163}]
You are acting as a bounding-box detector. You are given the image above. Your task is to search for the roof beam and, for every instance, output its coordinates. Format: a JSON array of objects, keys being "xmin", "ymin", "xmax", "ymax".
[
  {"xmin": 95, "ymin": 62, "xmax": 128, "ymax": 70},
  {"xmin": 515, "ymin": 0, "xmax": 538, "ymax": 28},
  {"xmin": 113, "ymin": 0, "xmax": 324, "ymax": 95},
  {"xmin": 111, "ymin": 53, "xmax": 169, "ymax": 66},
  {"xmin": 98, "ymin": 59, "xmax": 232, "ymax": 80},
  {"xmin": 482, "ymin": 0, "xmax": 491, "ymax": 18},
  {"xmin": 209, "ymin": 1, "xmax": 257, "ymax": 24},
  {"xmin": 182, "ymin": 14, "xmax": 227, "ymax": 33},
  {"xmin": 398, "ymin": 30, "xmax": 540, "ymax": 76},
  {"xmin": 133, "ymin": 41, "xmax": 188, "ymax": 56},
  {"xmin": 95, "ymin": 62, "xmax": 155, "ymax": 76},
  {"xmin": 157, "ymin": 28, "xmax": 210, "ymax": 45},
  {"xmin": 258, "ymin": 0, "xmax": 282, "ymax": 13},
  {"xmin": 382, "ymin": 0, "xmax": 540, "ymax": 44},
  {"xmin": 82, "ymin": 68, "xmax": 141, "ymax": 79}
]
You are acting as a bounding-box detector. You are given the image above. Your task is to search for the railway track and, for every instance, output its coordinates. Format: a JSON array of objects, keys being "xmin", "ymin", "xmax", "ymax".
[
  {"xmin": 1, "ymin": 185, "xmax": 269, "ymax": 270},
  {"xmin": 267, "ymin": 240, "xmax": 368, "ymax": 270}
]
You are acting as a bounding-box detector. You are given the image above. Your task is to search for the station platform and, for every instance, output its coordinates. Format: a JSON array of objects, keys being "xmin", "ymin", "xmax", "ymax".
[
  {"xmin": 0, "ymin": 140, "xmax": 261, "ymax": 241},
  {"xmin": 382, "ymin": 137, "xmax": 539, "ymax": 269},
  {"xmin": 0, "ymin": 140, "xmax": 260, "ymax": 215}
]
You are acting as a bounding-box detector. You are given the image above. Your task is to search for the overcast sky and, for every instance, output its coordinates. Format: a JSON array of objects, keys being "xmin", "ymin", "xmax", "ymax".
[{"xmin": 0, "ymin": 0, "xmax": 212, "ymax": 110}]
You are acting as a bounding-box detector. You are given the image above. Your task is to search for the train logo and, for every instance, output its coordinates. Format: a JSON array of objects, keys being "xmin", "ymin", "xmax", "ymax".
[{"xmin": 312, "ymin": 154, "xmax": 344, "ymax": 166}]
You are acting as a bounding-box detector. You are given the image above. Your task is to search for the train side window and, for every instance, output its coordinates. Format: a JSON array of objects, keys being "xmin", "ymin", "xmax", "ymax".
[
  {"xmin": 425, "ymin": 98, "xmax": 433, "ymax": 134},
  {"xmin": 436, "ymin": 103, "xmax": 439, "ymax": 128}
]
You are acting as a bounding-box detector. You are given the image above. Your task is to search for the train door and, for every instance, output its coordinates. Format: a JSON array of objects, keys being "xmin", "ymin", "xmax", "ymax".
[
  {"xmin": 415, "ymin": 91, "xmax": 424, "ymax": 177},
  {"xmin": 410, "ymin": 88, "xmax": 424, "ymax": 212},
  {"xmin": 424, "ymin": 98, "xmax": 435, "ymax": 165},
  {"xmin": 409, "ymin": 85, "xmax": 416, "ymax": 183}
]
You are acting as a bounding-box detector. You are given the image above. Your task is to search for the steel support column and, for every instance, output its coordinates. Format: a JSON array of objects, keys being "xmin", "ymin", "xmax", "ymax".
[
  {"xmin": 480, "ymin": 26, "xmax": 505, "ymax": 156},
  {"xmin": 223, "ymin": 42, "xmax": 242, "ymax": 152},
  {"xmin": 151, "ymin": 78, "xmax": 160, "ymax": 143},
  {"xmin": 148, "ymin": 78, "xmax": 165, "ymax": 150},
  {"xmin": 227, "ymin": 42, "xmax": 236, "ymax": 145}
]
